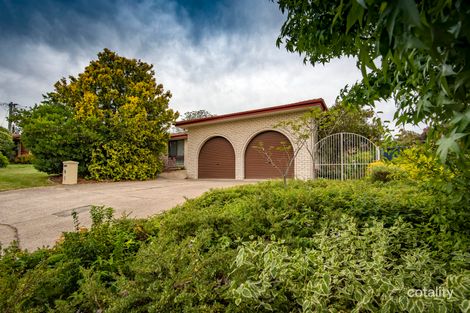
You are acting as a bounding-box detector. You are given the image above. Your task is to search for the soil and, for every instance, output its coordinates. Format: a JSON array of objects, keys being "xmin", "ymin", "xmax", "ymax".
[{"xmin": 48, "ymin": 175, "xmax": 109, "ymax": 185}]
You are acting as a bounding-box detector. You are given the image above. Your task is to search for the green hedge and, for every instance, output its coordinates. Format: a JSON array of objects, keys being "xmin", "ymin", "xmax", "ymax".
[
  {"xmin": 0, "ymin": 154, "xmax": 8, "ymax": 168},
  {"xmin": 0, "ymin": 180, "xmax": 469, "ymax": 312}
]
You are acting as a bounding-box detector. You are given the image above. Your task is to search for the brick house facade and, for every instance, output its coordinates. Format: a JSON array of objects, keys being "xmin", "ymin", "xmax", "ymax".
[{"xmin": 174, "ymin": 99, "xmax": 326, "ymax": 180}]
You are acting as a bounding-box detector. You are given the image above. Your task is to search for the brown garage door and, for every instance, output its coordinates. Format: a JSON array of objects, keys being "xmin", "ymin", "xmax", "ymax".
[
  {"xmin": 198, "ymin": 136, "xmax": 235, "ymax": 179},
  {"xmin": 245, "ymin": 131, "xmax": 294, "ymax": 179}
]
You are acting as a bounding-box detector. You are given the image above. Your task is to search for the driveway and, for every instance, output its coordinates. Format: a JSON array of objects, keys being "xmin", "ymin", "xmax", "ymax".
[{"xmin": 0, "ymin": 179, "xmax": 252, "ymax": 251}]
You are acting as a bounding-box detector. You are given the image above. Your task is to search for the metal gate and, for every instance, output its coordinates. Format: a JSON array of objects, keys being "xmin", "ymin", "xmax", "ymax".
[{"xmin": 314, "ymin": 132, "xmax": 380, "ymax": 180}]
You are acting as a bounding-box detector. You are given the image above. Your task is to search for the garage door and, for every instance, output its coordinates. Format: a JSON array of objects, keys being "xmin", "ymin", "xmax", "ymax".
[
  {"xmin": 245, "ymin": 131, "xmax": 294, "ymax": 179},
  {"xmin": 198, "ymin": 136, "xmax": 235, "ymax": 179}
]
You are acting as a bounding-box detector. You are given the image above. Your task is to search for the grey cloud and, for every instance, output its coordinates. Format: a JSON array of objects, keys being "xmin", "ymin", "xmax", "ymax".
[{"xmin": 0, "ymin": 0, "xmax": 422, "ymax": 133}]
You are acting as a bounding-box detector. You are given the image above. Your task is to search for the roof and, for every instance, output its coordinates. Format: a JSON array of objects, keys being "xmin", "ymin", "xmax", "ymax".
[{"xmin": 175, "ymin": 98, "xmax": 327, "ymax": 127}]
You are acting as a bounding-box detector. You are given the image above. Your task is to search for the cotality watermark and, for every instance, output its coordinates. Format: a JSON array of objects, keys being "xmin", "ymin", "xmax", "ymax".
[{"xmin": 407, "ymin": 287, "xmax": 453, "ymax": 299}]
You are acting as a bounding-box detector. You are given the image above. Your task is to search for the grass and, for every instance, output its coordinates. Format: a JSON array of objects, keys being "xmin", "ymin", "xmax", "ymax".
[{"xmin": 0, "ymin": 164, "xmax": 55, "ymax": 191}]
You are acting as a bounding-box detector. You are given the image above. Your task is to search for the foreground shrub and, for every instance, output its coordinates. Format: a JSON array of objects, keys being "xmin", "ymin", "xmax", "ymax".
[
  {"xmin": 0, "ymin": 206, "xmax": 151, "ymax": 312},
  {"xmin": 0, "ymin": 180, "xmax": 469, "ymax": 312},
  {"xmin": 230, "ymin": 217, "xmax": 469, "ymax": 312}
]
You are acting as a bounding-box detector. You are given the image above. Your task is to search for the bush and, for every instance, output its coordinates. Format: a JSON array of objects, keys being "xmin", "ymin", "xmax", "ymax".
[
  {"xmin": 0, "ymin": 154, "xmax": 9, "ymax": 168},
  {"xmin": 367, "ymin": 160, "xmax": 404, "ymax": 182},
  {"xmin": 230, "ymin": 218, "xmax": 469, "ymax": 312},
  {"xmin": 0, "ymin": 181, "xmax": 468, "ymax": 312},
  {"xmin": 0, "ymin": 127, "xmax": 14, "ymax": 160}
]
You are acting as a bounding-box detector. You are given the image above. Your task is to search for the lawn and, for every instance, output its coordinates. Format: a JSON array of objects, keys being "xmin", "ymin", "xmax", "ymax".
[{"xmin": 0, "ymin": 164, "xmax": 55, "ymax": 191}]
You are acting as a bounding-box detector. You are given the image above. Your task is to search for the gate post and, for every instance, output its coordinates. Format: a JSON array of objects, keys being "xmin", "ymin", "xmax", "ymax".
[{"xmin": 340, "ymin": 133, "xmax": 344, "ymax": 180}]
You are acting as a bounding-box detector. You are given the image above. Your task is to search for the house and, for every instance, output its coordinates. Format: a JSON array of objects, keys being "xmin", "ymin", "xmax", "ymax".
[
  {"xmin": 173, "ymin": 98, "xmax": 327, "ymax": 180},
  {"xmin": 12, "ymin": 133, "xmax": 29, "ymax": 157}
]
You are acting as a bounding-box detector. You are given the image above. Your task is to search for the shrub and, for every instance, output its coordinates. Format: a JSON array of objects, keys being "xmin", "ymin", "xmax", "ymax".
[
  {"xmin": 367, "ymin": 160, "xmax": 404, "ymax": 182},
  {"xmin": 393, "ymin": 146, "xmax": 453, "ymax": 182},
  {"xmin": 0, "ymin": 126, "xmax": 14, "ymax": 160},
  {"xmin": 230, "ymin": 218, "xmax": 469, "ymax": 312},
  {"xmin": 0, "ymin": 154, "xmax": 9, "ymax": 168},
  {"xmin": 0, "ymin": 181, "xmax": 468, "ymax": 312}
]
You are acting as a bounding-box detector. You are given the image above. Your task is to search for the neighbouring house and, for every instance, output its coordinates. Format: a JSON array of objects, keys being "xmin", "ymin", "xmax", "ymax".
[
  {"xmin": 173, "ymin": 98, "xmax": 327, "ymax": 180},
  {"xmin": 12, "ymin": 133, "xmax": 29, "ymax": 158}
]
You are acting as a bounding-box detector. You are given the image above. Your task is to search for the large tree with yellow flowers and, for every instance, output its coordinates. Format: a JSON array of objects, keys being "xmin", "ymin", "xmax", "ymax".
[{"xmin": 15, "ymin": 49, "xmax": 178, "ymax": 180}]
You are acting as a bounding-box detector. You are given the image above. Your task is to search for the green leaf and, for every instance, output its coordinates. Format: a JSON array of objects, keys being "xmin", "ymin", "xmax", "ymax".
[
  {"xmin": 460, "ymin": 300, "xmax": 470, "ymax": 313},
  {"xmin": 386, "ymin": 4, "xmax": 400, "ymax": 42},
  {"xmin": 356, "ymin": 0, "xmax": 366, "ymax": 9},
  {"xmin": 398, "ymin": 0, "xmax": 421, "ymax": 26},
  {"xmin": 346, "ymin": 0, "xmax": 364, "ymax": 33},
  {"xmin": 437, "ymin": 129, "xmax": 467, "ymax": 162}
]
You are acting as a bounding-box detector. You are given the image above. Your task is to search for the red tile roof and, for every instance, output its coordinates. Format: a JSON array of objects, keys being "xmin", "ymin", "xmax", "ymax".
[{"xmin": 175, "ymin": 98, "xmax": 327, "ymax": 127}]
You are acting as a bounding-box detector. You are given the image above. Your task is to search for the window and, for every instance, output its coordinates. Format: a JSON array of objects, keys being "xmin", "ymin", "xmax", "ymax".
[{"xmin": 168, "ymin": 139, "xmax": 184, "ymax": 166}]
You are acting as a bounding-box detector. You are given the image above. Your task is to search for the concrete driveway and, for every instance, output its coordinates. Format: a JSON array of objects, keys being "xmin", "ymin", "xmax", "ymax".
[{"xmin": 0, "ymin": 179, "xmax": 252, "ymax": 251}]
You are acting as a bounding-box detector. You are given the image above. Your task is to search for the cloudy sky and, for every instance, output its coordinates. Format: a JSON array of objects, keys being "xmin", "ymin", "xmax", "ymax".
[{"xmin": 0, "ymin": 0, "xmax": 412, "ymax": 131}]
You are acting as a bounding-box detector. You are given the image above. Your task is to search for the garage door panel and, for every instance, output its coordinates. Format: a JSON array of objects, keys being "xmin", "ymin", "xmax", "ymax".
[
  {"xmin": 198, "ymin": 137, "xmax": 235, "ymax": 179},
  {"xmin": 245, "ymin": 131, "xmax": 294, "ymax": 179}
]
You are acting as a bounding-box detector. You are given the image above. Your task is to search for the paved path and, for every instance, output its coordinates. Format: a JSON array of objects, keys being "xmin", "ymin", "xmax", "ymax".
[{"xmin": 0, "ymin": 179, "xmax": 252, "ymax": 251}]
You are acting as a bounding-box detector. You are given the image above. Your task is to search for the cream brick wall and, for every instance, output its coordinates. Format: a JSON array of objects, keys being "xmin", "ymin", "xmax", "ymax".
[{"xmin": 181, "ymin": 111, "xmax": 316, "ymax": 180}]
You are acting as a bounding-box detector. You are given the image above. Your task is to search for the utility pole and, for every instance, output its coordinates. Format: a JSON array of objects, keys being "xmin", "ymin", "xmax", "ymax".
[
  {"xmin": 8, "ymin": 102, "xmax": 18, "ymax": 132},
  {"xmin": 2, "ymin": 102, "xmax": 18, "ymax": 133}
]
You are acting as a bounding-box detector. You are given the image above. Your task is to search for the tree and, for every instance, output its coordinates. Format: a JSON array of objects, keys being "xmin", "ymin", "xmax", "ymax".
[
  {"xmin": 0, "ymin": 126, "xmax": 14, "ymax": 160},
  {"xmin": 15, "ymin": 49, "xmax": 178, "ymax": 180},
  {"xmin": 394, "ymin": 129, "xmax": 423, "ymax": 147},
  {"xmin": 15, "ymin": 104, "xmax": 97, "ymax": 175},
  {"xmin": 182, "ymin": 110, "xmax": 213, "ymax": 121},
  {"xmin": 314, "ymin": 103, "xmax": 386, "ymax": 143},
  {"xmin": 276, "ymin": 0, "xmax": 470, "ymax": 162}
]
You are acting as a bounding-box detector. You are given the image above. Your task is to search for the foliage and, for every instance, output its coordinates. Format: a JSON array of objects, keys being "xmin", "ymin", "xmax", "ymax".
[
  {"xmin": 368, "ymin": 145, "xmax": 458, "ymax": 184},
  {"xmin": 277, "ymin": 103, "xmax": 385, "ymax": 145},
  {"xmin": 368, "ymin": 160, "xmax": 404, "ymax": 182},
  {"xmin": 14, "ymin": 49, "xmax": 178, "ymax": 180},
  {"xmin": 394, "ymin": 129, "xmax": 425, "ymax": 147},
  {"xmin": 0, "ymin": 180, "xmax": 468, "ymax": 312},
  {"xmin": 0, "ymin": 126, "xmax": 14, "ymax": 159},
  {"xmin": 182, "ymin": 109, "xmax": 213, "ymax": 120},
  {"xmin": 0, "ymin": 154, "xmax": 8, "ymax": 168},
  {"xmin": 0, "ymin": 164, "xmax": 54, "ymax": 191},
  {"xmin": 15, "ymin": 104, "xmax": 96, "ymax": 175},
  {"xmin": 0, "ymin": 206, "xmax": 150, "ymax": 312},
  {"xmin": 317, "ymin": 103, "xmax": 386, "ymax": 143},
  {"xmin": 231, "ymin": 219, "xmax": 469, "ymax": 312},
  {"xmin": 276, "ymin": 0, "xmax": 470, "ymax": 162},
  {"xmin": 393, "ymin": 146, "xmax": 454, "ymax": 182}
]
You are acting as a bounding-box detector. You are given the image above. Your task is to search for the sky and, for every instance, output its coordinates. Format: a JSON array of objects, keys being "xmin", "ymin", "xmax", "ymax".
[{"xmin": 0, "ymin": 0, "xmax": 416, "ymax": 132}]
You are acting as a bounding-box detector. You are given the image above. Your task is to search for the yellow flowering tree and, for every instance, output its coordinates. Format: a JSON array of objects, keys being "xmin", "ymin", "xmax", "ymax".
[{"xmin": 16, "ymin": 49, "xmax": 178, "ymax": 180}]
